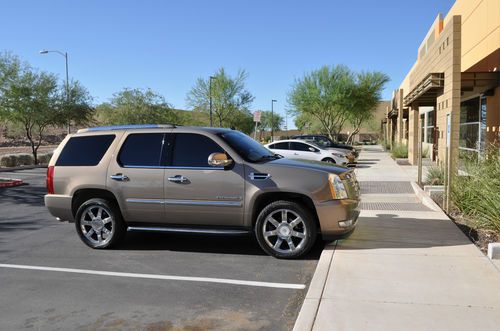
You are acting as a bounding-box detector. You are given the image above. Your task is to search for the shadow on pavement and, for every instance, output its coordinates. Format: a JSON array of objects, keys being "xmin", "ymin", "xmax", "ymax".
[
  {"xmin": 118, "ymin": 231, "xmax": 323, "ymax": 259},
  {"xmin": 0, "ymin": 185, "xmax": 46, "ymax": 206},
  {"xmin": 337, "ymin": 213, "xmax": 473, "ymax": 250}
]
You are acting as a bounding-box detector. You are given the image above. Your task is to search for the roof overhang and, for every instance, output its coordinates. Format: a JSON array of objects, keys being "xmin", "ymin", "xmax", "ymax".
[{"xmin": 403, "ymin": 73, "xmax": 444, "ymax": 107}]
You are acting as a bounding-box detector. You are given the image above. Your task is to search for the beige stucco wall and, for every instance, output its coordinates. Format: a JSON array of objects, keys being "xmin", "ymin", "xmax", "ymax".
[{"xmin": 444, "ymin": 0, "xmax": 500, "ymax": 71}]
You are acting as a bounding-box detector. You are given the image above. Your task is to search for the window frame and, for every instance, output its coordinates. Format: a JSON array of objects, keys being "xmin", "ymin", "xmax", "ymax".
[
  {"xmin": 168, "ymin": 132, "xmax": 227, "ymax": 170},
  {"xmin": 117, "ymin": 132, "xmax": 170, "ymax": 169}
]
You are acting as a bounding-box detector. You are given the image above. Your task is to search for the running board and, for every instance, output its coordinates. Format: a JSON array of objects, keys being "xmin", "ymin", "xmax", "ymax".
[{"xmin": 127, "ymin": 226, "xmax": 251, "ymax": 235}]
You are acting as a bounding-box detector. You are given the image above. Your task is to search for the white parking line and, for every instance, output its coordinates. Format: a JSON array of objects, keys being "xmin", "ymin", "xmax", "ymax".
[{"xmin": 0, "ymin": 263, "xmax": 306, "ymax": 290}]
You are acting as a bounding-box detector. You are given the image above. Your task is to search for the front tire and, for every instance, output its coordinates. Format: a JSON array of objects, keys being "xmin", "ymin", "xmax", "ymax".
[
  {"xmin": 322, "ymin": 158, "xmax": 336, "ymax": 164},
  {"xmin": 255, "ymin": 200, "xmax": 317, "ymax": 259},
  {"xmin": 75, "ymin": 198, "xmax": 126, "ymax": 249}
]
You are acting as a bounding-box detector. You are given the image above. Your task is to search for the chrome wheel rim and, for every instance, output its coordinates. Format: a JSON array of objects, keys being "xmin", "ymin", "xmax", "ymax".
[
  {"xmin": 80, "ymin": 205, "xmax": 114, "ymax": 246},
  {"xmin": 262, "ymin": 209, "xmax": 307, "ymax": 254}
]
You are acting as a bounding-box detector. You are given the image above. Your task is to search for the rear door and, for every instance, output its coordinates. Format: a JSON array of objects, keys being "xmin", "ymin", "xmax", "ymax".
[
  {"xmin": 107, "ymin": 132, "xmax": 168, "ymax": 223},
  {"xmin": 289, "ymin": 141, "xmax": 319, "ymax": 161},
  {"xmin": 268, "ymin": 141, "xmax": 291, "ymax": 157},
  {"xmin": 163, "ymin": 132, "xmax": 245, "ymax": 226}
]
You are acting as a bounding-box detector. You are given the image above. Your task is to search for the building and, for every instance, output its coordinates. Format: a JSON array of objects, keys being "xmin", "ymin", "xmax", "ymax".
[{"xmin": 386, "ymin": 0, "xmax": 499, "ymax": 182}]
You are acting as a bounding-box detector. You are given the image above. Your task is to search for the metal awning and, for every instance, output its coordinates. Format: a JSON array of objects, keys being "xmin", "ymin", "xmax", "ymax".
[{"xmin": 403, "ymin": 73, "xmax": 444, "ymax": 107}]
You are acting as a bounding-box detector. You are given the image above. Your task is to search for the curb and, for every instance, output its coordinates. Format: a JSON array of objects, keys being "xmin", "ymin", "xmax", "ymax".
[
  {"xmin": 410, "ymin": 181, "xmax": 442, "ymax": 212},
  {"xmin": 0, "ymin": 178, "xmax": 24, "ymax": 188},
  {"xmin": 293, "ymin": 243, "xmax": 336, "ymax": 331},
  {"xmin": 0, "ymin": 165, "xmax": 47, "ymax": 172}
]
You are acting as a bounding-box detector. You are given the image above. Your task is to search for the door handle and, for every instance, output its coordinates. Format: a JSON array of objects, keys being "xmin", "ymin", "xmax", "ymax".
[
  {"xmin": 293, "ymin": 153, "xmax": 299, "ymax": 155},
  {"xmin": 168, "ymin": 175, "xmax": 188, "ymax": 183},
  {"xmin": 110, "ymin": 173, "xmax": 129, "ymax": 181}
]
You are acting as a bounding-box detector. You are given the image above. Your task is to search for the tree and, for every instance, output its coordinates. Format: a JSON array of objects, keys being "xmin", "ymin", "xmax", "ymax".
[
  {"xmin": 186, "ymin": 68, "xmax": 254, "ymax": 127},
  {"xmin": 64, "ymin": 80, "xmax": 94, "ymax": 127},
  {"xmin": 288, "ymin": 65, "xmax": 355, "ymax": 140},
  {"xmin": 258, "ymin": 111, "xmax": 283, "ymax": 140},
  {"xmin": 95, "ymin": 88, "xmax": 179, "ymax": 125},
  {"xmin": 0, "ymin": 53, "xmax": 94, "ymax": 164},
  {"xmin": 345, "ymin": 71, "xmax": 389, "ymax": 143}
]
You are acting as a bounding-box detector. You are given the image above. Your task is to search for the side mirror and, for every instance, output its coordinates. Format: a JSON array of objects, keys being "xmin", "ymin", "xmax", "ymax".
[
  {"xmin": 208, "ymin": 152, "xmax": 233, "ymax": 167},
  {"xmin": 308, "ymin": 147, "xmax": 316, "ymax": 152}
]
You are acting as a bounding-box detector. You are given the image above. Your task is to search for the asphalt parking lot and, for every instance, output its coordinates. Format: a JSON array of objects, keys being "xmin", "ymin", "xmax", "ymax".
[{"xmin": 0, "ymin": 168, "xmax": 321, "ymax": 330}]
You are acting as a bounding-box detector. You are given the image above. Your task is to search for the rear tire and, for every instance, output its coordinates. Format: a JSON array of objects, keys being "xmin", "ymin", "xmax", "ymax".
[
  {"xmin": 255, "ymin": 200, "xmax": 317, "ymax": 259},
  {"xmin": 75, "ymin": 198, "xmax": 126, "ymax": 249}
]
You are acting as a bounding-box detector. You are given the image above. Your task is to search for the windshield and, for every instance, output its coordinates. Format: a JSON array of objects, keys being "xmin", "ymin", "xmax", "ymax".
[
  {"xmin": 312, "ymin": 136, "xmax": 333, "ymax": 148},
  {"xmin": 218, "ymin": 131, "xmax": 278, "ymax": 163}
]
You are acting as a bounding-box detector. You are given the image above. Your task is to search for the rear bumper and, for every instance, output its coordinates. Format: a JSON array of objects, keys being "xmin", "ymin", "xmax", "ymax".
[
  {"xmin": 44, "ymin": 194, "xmax": 74, "ymax": 222},
  {"xmin": 315, "ymin": 198, "xmax": 360, "ymax": 239}
]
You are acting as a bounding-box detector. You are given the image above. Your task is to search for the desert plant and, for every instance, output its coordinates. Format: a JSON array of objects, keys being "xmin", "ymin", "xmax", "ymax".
[
  {"xmin": 425, "ymin": 165, "xmax": 444, "ymax": 185},
  {"xmin": 391, "ymin": 143, "xmax": 408, "ymax": 158},
  {"xmin": 451, "ymin": 146, "xmax": 500, "ymax": 232}
]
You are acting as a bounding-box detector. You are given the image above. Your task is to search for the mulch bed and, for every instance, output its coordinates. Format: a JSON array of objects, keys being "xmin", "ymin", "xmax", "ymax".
[{"xmin": 447, "ymin": 208, "xmax": 500, "ymax": 254}]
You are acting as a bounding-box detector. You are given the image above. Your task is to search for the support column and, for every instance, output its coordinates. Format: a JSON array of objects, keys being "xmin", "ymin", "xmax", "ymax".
[
  {"xmin": 408, "ymin": 104, "xmax": 419, "ymax": 165},
  {"xmin": 396, "ymin": 89, "xmax": 404, "ymax": 144}
]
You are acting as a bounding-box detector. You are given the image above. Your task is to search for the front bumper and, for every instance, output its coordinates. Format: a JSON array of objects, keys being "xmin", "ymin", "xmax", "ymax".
[
  {"xmin": 315, "ymin": 198, "xmax": 360, "ymax": 240},
  {"xmin": 44, "ymin": 194, "xmax": 74, "ymax": 222}
]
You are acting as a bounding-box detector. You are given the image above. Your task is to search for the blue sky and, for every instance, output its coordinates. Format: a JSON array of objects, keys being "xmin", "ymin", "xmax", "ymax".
[{"xmin": 1, "ymin": 0, "xmax": 454, "ymax": 127}]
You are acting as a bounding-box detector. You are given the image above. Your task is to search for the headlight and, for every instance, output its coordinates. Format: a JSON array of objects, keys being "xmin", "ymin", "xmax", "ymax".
[
  {"xmin": 332, "ymin": 153, "xmax": 345, "ymax": 158},
  {"xmin": 328, "ymin": 174, "xmax": 348, "ymax": 199}
]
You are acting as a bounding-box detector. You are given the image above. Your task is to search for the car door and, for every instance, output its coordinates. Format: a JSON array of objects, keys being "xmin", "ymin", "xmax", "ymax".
[
  {"xmin": 163, "ymin": 132, "xmax": 245, "ymax": 226},
  {"xmin": 107, "ymin": 132, "xmax": 168, "ymax": 223},
  {"xmin": 268, "ymin": 141, "xmax": 291, "ymax": 158},
  {"xmin": 289, "ymin": 141, "xmax": 320, "ymax": 161}
]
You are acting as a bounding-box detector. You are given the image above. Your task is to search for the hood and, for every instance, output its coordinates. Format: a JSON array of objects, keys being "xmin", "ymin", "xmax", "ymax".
[{"xmin": 264, "ymin": 157, "xmax": 350, "ymax": 175}]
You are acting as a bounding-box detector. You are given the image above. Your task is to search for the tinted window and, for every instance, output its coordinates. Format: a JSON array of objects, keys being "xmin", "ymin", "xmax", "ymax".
[
  {"xmin": 118, "ymin": 133, "xmax": 165, "ymax": 167},
  {"xmin": 217, "ymin": 131, "xmax": 278, "ymax": 163},
  {"xmin": 172, "ymin": 133, "xmax": 223, "ymax": 167},
  {"xmin": 56, "ymin": 135, "xmax": 115, "ymax": 166},
  {"xmin": 290, "ymin": 142, "xmax": 314, "ymax": 152},
  {"xmin": 271, "ymin": 142, "xmax": 289, "ymax": 150}
]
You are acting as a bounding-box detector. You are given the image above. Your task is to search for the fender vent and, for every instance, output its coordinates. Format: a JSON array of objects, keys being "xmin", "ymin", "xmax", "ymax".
[{"xmin": 249, "ymin": 172, "xmax": 271, "ymax": 180}]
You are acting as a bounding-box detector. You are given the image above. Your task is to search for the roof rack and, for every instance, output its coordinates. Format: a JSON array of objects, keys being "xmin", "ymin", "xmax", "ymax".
[{"xmin": 77, "ymin": 124, "xmax": 177, "ymax": 133}]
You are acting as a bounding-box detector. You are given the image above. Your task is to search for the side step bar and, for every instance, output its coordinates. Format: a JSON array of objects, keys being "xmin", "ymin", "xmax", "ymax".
[{"xmin": 127, "ymin": 226, "xmax": 251, "ymax": 236}]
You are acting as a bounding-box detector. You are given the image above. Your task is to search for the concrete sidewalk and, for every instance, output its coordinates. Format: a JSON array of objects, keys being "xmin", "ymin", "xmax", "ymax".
[{"xmin": 295, "ymin": 145, "xmax": 500, "ymax": 331}]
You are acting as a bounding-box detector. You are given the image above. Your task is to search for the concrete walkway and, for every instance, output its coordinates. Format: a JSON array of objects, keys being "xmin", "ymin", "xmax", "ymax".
[{"xmin": 296, "ymin": 145, "xmax": 500, "ymax": 331}]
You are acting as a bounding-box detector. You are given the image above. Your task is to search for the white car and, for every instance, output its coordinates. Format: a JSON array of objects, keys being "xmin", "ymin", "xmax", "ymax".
[{"xmin": 265, "ymin": 139, "xmax": 349, "ymax": 165}]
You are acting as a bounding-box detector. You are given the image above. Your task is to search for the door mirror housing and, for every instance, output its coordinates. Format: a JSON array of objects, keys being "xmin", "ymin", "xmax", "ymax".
[
  {"xmin": 208, "ymin": 152, "xmax": 233, "ymax": 167},
  {"xmin": 308, "ymin": 147, "xmax": 316, "ymax": 152}
]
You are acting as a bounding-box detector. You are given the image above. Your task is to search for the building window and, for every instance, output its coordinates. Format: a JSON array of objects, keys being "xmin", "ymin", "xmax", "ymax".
[{"xmin": 459, "ymin": 96, "xmax": 487, "ymax": 160}]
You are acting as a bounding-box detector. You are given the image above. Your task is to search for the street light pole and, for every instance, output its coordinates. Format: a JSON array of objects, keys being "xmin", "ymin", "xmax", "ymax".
[
  {"xmin": 40, "ymin": 49, "xmax": 71, "ymax": 134},
  {"xmin": 209, "ymin": 76, "xmax": 215, "ymax": 127},
  {"xmin": 271, "ymin": 99, "xmax": 277, "ymax": 142}
]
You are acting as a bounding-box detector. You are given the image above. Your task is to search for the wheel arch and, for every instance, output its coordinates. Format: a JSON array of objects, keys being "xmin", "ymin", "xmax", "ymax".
[
  {"xmin": 251, "ymin": 192, "xmax": 320, "ymax": 230},
  {"xmin": 72, "ymin": 188, "xmax": 120, "ymax": 218}
]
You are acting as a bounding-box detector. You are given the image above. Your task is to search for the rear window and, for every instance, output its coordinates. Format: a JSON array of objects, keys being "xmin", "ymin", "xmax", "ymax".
[
  {"xmin": 269, "ymin": 142, "xmax": 289, "ymax": 150},
  {"xmin": 118, "ymin": 133, "xmax": 166, "ymax": 167},
  {"xmin": 56, "ymin": 135, "xmax": 115, "ymax": 166}
]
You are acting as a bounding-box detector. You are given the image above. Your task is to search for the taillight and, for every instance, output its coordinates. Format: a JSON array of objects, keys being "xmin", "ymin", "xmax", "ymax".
[{"xmin": 46, "ymin": 166, "xmax": 54, "ymax": 194}]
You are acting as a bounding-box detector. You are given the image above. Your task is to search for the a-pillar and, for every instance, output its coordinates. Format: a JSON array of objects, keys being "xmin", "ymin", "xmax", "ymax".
[{"xmin": 408, "ymin": 104, "xmax": 419, "ymax": 165}]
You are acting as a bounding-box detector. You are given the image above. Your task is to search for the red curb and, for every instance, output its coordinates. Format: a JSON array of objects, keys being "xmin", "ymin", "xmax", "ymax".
[{"xmin": 0, "ymin": 179, "xmax": 24, "ymax": 188}]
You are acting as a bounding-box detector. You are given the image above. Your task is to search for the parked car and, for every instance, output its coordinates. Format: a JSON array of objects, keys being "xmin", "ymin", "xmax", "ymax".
[
  {"xmin": 265, "ymin": 139, "xmax": 350, "ymax": 165},
  {"xmin": 291, "ymin": 134, "xmax": 359, "ymax": 159},
  {"xmin": 45, "ymin": 125, "xmax": 360, "ymax": 259}
]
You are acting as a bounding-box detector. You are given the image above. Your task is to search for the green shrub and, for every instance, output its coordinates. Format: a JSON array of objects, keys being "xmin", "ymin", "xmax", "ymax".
[
  {"xmin": 391, "ymin": 143, "xmax": 408, "ymax": 158},
  {"xmin": 451, "ymin": 146, "xmax": 500, "ymax": 232},
  {"xmin": 37, "ymin": 153, "xmax": 53, "ymax": 164},
  {"xmin": 0, "ymin": 153, "xmax": 34, "ymax": 167},
  {"xmin": 425, "ymin": 165, "xmax": 444, "ymax": 185}
]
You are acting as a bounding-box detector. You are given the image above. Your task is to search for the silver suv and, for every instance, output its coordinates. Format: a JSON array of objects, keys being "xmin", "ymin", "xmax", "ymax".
[{"xmin": 45, "ymin": 125, "xmax": 360, "ymax": 258}]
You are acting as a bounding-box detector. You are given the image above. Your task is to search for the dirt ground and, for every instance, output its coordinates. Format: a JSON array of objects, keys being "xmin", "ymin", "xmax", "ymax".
[{"xmin": 0, "ymin": 145, "xmax": 58, "ymax": 157}]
